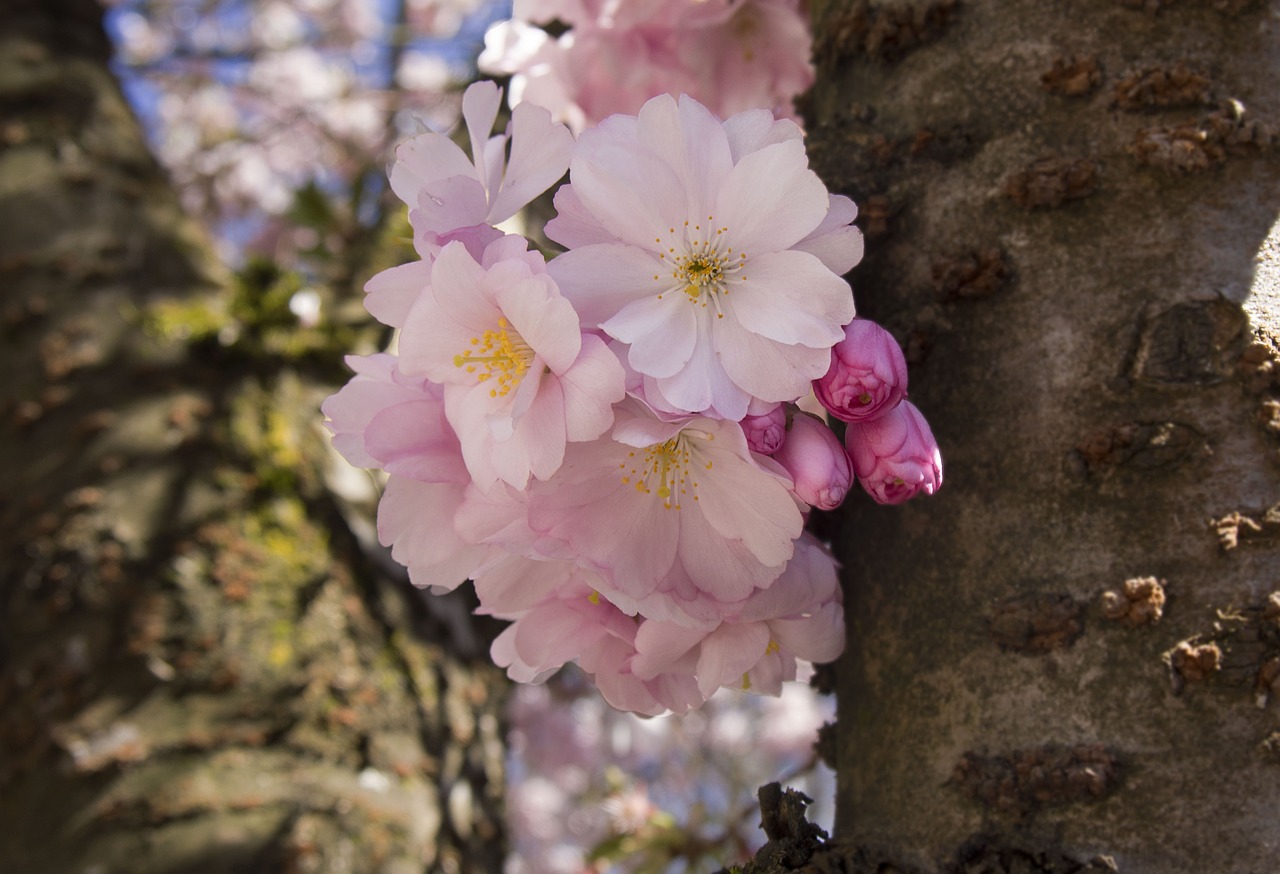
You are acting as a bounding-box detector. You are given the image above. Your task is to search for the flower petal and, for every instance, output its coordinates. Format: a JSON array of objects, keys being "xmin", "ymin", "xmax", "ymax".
[
  {"xmin": 604, "ymin": 294, "xmax": 698, "ymax": 380},
  {"xmin": 727, "ymin": 250, "xmax": 853, "ymax": 347},
  {"xmin": 389, "ymin": 133, "xmax": 476, "ymax": 208},
  {"xmin": 461, "ymin": 80, "xmax": 503, "ymax": 192},
  {"xmin": 714, "ymin": 139, "xmax": 828, "ymax": 254},
  {"xmin": 488, "ymin": 101, "xmax": 575, "ymax": 223},
  {"xmin": 547, "ymin": 243, "xmax": 661, "ymax": 327},
  {"xmin": 558, "ymin": 335, "xmax": 625, "ymax": 442},
  {"xmin": 363, "ymin": 260, "xmax": 430, "ymax": 329}
]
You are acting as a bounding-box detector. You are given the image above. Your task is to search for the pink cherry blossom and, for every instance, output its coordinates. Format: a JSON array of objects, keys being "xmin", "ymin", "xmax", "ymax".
[
  {"xmin": 489, "ymin": 571, "xmax": 636, "ymax": 684},
  {"xmin": 629, "ymin": 533, "xmax": 845, "ymax": 700},
  {"xmin": 771, "ymin": 411, "xmax": 853, "ymax": 511},
  {"xmin": 546, "ymin": 93, "xmax": 856, "ymax": 420},
  {"xmin": 398, "ymin": 237, "xmax": 625, "ymax": 489},
  {"xmin": 844, "ymin": 401, "xmax": 943, "ymax": 504},
  {"xmin": 526, "ymin": 399, "xmax": 804, "ymax": 627},
  {"xmin": 389, "ymin": 79, "xmax": 573, "ymax": 258},
  {"xmin": 741, "ymin": 404, "xmax": 788, "ymax": 455},
  {"xmin": 321, "ymin": 354, "xmax": 506, "ymax": 589},
  {"xmin": 815, "ymin": 318, "xmax": 909, "ymax": 423},
  {"xmin": 362, "ymin": 231, "xmax": 547, "ymax": 329},
  {"xmin": 481, "ymin": 0, "xmax": 814, "ymax": 133}
]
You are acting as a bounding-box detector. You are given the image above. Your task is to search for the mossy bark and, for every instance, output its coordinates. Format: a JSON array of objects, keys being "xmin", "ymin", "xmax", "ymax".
[
  {"xmin": 0, "ymin": 2, "xmax": 507, "ymax": 872},
  {"xmin": 804, "ymin": 1, "xmax": 1280, "ymax": 872}
]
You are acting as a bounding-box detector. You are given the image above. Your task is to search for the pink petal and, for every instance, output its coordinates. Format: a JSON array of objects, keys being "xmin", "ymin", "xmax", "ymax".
[
  {"xmin": 558, "ymin": 335, "xmax": 625, "ymax": 442},
  {"xmin": 363, "ymin": 260, "xmax": 430, "ymax": 329},
  {"xmin": 545, "ymin": 184, "xmax": 620, "ymax": 249},
  {"xmin": 721, "ymin": 108, "xmax": 803, "ymax": 162},
  {"xmin": 410, "ymin": 174, "xmax": 489, "ymax": 236},
  {"xmin": 727, "ymin": 250, "xmax": 852, "ymax": 347},
  {"xmin": 569, "ymin": 115, "xmax": 689, "ymax": 249},
  {"xmin": 696, "ymin": 623, "xmax": 771, "ymax": 698},
  {"xmin": 794, "ymin": 194, "xmax": 865, "ymax": 275},
  {"xmin": 652, "ymin": 327, "xmax": 752, "ymax": 419},
  {"xmin": 637, "ymin": 94, "xmax": 733, "ymax": 220},
  {"xmin": 691, "ymin": 440, "xmax": 803, "ymax": 568},
  {"xmin": 630, "ymin": 621, "xmax": 708, "ymax": 680},
  {"xmin": 461, "ymin": 80, "xmax": 503, "ymax": 193},
  {"xmin": 497, "ymin": 278, "xmax": 582, "ymax": 375},
  {"xmin": 389, "ymin": 133, "xmax": 476, "ymax": 208},
  {"xmin": 604, "ymin": 294, "xmax": 698, "ymax": 380},
  {"xmin": 488, "ymin": 101, "xmax": 575, "ymax": 223},
  {"xmin": 377, "ymin": 477, "xmax": 496, "ymax": 590},
  {"xmin": 547, "ymin": 243, "xmax": 662, "ymax": 327},
  {"xmin": 365, "ymin": 399, "xmax": 469, "ymax": 483},
  {"xmin": 771, "ymin": 603, "xmax": 846, "ymax": 664},
  {"xmin": 714, "ymin": 139, "xmax": 828, "ymax": 255},
  {"xmin": 713, "ymin": 314, "xmax": 833, "ymax": 402}
]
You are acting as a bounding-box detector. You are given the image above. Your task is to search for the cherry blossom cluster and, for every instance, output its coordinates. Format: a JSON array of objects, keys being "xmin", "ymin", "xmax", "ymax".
[
  {"xmin": 478, "ymin": 0, "xmax": 813, "ymax": 133},
  {"xmin": 323, "ymin": 81, "xmax": 941, "ymax": 714}
]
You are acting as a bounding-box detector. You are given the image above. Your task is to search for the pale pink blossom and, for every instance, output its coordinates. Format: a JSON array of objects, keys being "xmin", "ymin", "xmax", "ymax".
[
  {"xmin": 389, "ymin": 79, "xmax": 573, "ymax": 258},
  {"xmin": 397, "ymin": 238, "xmax": 624, "ymax": 490},
  {"xmin": 489, "ymin": 573, "xmax": 636, "ymax": 684},
  {"xmin": 629, "ymin": 533, "xmax": 845, "ymax": 700},
  {"xmin": 526, "ymin": 399, "xmax": 804, "ymax": 627},
  {"xmin": 488, "ymin": 568, "xmax": 706, "ymax": 715},
  {"xmin": 321, "ymin": 354, "xmax": 506, "ymax": 589},
  {"xmin": 771, "ymin": 411, "xmax": 852, "ymax": 511},
  {"xmin": 845, "ymin": 401, "xmax": 943, "ymax": 504},
  {"xmin": 361, "ymin": 231, "xmax": 545, "ymax": 328},
  {"xmin": 796, "ymin": 194, "xmax": 866, "ymax": 276},
  {"xmin": 481, "ymin": 0, "xmax": 814, "ymax": 133},
  {"xmin": 815, "ymin": 318, "xmax": 909, "ymax": 423},
  {"xmin": 741, "ymin": 404, "xmax": 787, "ymax": 455},
  {"xmin": 546, "ymin": 94, "xmax": 856, "ymax": 420}
]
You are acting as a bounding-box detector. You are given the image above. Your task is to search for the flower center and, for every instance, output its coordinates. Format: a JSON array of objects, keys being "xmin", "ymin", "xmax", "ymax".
[
  {"xmin": 452, "ymin": 317, "xmax": 533, "ymax": 398},
  {"xmin": 653, "ymin": 216, "xmax": 748, "ymax": 315},
  {"xmin": 618, "ymin": 434, "xmax": 711, "ymax": 510}
]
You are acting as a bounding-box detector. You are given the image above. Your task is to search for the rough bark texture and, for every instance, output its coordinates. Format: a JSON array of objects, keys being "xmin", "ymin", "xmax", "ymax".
[
  {"xmin": 803, "ymin": 1, "xmax": 1280, "ymax": 872},
  {"xmin": 0, "ymin": 2, "xmax": 507, "ymax": 872}
]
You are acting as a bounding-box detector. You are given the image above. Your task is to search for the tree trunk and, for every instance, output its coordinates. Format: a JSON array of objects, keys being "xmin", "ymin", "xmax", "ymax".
[
  {"xmin": 0, "ymin": 2, "xmax": 507, "ymax": 872},
  {"xmin": 805, "ymin": 1, "xmax": 1280, "ymax": 871}
]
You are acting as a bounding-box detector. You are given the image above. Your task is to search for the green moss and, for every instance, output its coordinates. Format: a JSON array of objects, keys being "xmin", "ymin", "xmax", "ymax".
[
  {"xmin": 226, "ymin": 379, "xmax": 325, "ymax": 496},
  {"xmin": 142, "ymin": 297, "xmax": 228, "ymax": 342}
]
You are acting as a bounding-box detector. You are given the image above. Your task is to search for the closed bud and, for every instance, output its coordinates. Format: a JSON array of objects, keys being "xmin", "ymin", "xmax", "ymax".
[
  {"xmin": 742, "ymin": 404, "xmax": 788, "ymax": 455},
  {"xmin": 814, "ymin": 318, "xmax": 908, "ymax": 423},
  {"xmin": 772, "ymin": 412, "xmax": 852, "ymax": 511},
  {"xmin": 844, "ymin": 401, "xmax": 942, "ymax": 504}
]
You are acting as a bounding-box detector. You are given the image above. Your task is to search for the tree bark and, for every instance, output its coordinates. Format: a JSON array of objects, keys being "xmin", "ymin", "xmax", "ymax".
[
  {"xmin": 805, "ymin": 1, "xmax": 1280, "ymax": 871},
  {"xmin": 0, "ymin": 2, "xmax": 507, "ymax": 872}
]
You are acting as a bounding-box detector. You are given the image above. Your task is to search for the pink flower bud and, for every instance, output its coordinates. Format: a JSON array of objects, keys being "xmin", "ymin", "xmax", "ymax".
[
  {"xmin": 844, "ymin": 401, "xmax": 942, "ymax": 504},
  {"xmin": 772, "ymin": 412, "xmax": 852, "ymax": 511},
  {"xmin": 815, "ymin": 319, "xmax": 908, "ymax": 423},
  {"xmin": 741, "ymin": 405, "xmax": 788, "ymax": 455}
]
